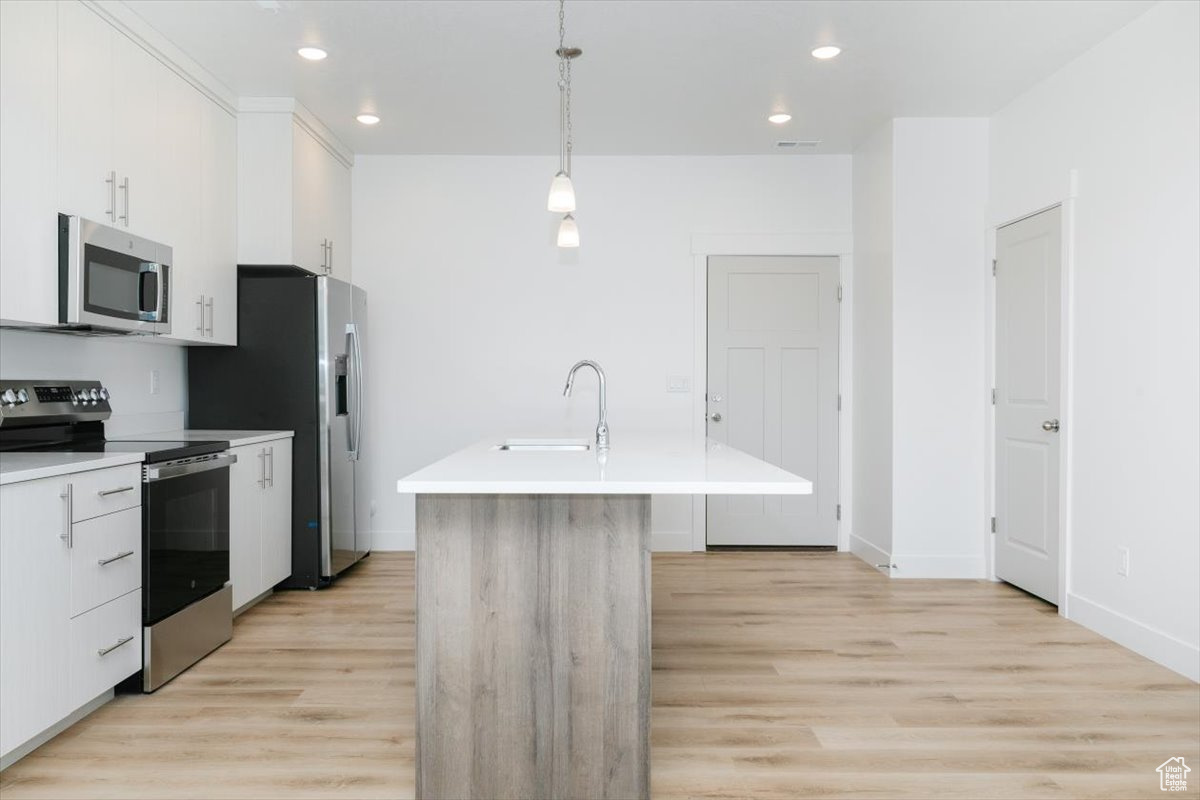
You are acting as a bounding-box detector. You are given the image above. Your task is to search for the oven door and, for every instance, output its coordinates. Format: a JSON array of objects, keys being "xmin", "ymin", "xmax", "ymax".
[
  {"xmin": 60, "ymin": 214, "xmax": 172, "ymax": 335},
  {"xmin": 143, "ymin": 453, "xmax": 233, "ymax": 625}
]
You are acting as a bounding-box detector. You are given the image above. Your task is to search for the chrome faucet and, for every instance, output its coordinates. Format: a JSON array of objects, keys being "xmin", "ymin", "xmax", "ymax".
[{"xmin": 563, "ymin": 359, "xmax": 609, "ymax": 452}]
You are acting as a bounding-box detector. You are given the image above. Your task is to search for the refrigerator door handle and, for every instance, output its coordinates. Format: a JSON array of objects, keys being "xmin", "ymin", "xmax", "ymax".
[{"xmin": 347, "ymin": 323, "xmax": 363, "ymax": 462}]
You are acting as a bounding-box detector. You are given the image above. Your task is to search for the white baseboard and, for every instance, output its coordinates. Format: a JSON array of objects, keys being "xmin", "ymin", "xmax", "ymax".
[
  {"xmin": 371, "ymin": 529, "xmax": 414, "ymax": 552},
  {"xmin": 849, "ymin": 534, "xmax": 891, "ymax": 571},
  {"xmin": 1066, "ymin": 592, "xmax": 1199, "ymax": 682},
  {"xmin": 652, "ymin": 530, "xmax": 693, "ymax": 552},
  {"xmin": 890, "ymin": 553, "xmax": 988, "ymax": 579}
]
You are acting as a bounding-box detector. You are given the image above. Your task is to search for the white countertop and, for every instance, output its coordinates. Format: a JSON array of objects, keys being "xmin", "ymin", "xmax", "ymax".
[
  {"xmin": 109, "ymin": 429, "xmax": 294, "ymax": 447},
  {"xmin": 0, "ymin": 451, "xmax": 146, "ymax": 486},
  {"xmin": 397, "ymin": 434, "xmax": 813, "ymax": 495}
]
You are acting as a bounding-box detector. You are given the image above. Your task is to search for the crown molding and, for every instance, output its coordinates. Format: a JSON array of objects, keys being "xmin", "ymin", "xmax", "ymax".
[
  {"xmin": 85, "ymin": 1, "xmax": 238, "ymax": 116},
  {"xmin": 237, "ymin": 97, "xmax": 355, "ymax": 169}
]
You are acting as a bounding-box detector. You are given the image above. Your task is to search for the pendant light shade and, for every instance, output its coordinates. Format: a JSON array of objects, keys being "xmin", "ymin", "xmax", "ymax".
[
  {"xmin": 547, "ymin": 171, "xmax": 576, "ymax": 213},
  {"xmin": 557, "ymin": 214, "xmax": 580, "ymax": 248}
]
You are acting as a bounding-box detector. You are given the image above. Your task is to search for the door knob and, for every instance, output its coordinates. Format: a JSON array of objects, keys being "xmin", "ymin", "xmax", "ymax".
[
  {"xmin": 709, "ymin": 412, "xmax": 723, "ymax": 423},
  {"xmin": 1042, "ymin": 419, "xmax": 1060, "ymax": 432}
]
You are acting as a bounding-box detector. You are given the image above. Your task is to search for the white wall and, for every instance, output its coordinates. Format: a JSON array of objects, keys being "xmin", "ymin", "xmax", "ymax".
[
  {"xmin": 0, "ymin": 330, "xmax": 186, "ymax": 435},
  {"xmin": 850, "ymin": 121, "xmax": 895, "ymax": 564},
  {"xmin": 892, "ymin": 118, "xmax": 989, "ymax": 576},
  {"xmin": 990, "ymin": 0, "xmax": 1199, "ymax": 680},
  {"xmin": 353, "ymin": 155, "xmax": 852, "ymax": 550},
  {"xmin": 850, "ymin": 119, "xmax": 990, "ymax": 578}
]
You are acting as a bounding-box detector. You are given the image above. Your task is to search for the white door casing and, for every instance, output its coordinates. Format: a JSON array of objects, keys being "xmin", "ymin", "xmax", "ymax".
[
  {"xmin": 706, "ymin": 255, "xmax": 839, "ymax": 546},
  {"xmin": 994, "ymin": 206, "xmax": 1062, "ymax": 603}
]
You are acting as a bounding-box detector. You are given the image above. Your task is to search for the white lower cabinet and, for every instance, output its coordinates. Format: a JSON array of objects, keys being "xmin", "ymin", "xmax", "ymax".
[
  {"xmin": 0, "ymin": 464, "xmax": 143, "ymax": 765},
  {"xmin": 229, "ymin": 437, "xmax": 293, "ymax": 612},
  {"xmin": 69, "ymin": 507, "xmax": 141, "ymax": 618},
  {"xmin": 0, "ymin": 474, "xmax": 72, "ymax": 760},
  {"xmin": 68, "ymin": 590, "xmax": 142, "ymax": 710}
]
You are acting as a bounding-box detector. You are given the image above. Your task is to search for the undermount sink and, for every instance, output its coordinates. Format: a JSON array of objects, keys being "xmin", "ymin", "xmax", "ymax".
[{"xmin": 495, "ymin": 438, "xmax": 591, "ymax": 452}]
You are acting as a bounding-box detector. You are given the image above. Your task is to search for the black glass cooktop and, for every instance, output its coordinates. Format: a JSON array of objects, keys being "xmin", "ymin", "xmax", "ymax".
[{"xmin": 11, "ymin": 439, "xmax": 229, "ymax": 464}]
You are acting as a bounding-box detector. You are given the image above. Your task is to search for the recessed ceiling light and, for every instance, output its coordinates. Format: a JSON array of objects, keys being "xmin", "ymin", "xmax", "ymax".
[
  {"xmin": 768, "ymin": 113, "xmax": 792, "ymax": 124},
  {"xmin": 811, "ymin": 45, "xmax": 841, "ymax": 60},
  {"xmin": 356, "ymin": 113, "xmax": 380, "ymax": 126},
  {"xmin": 297, "ymin": 47, "xmax": 327, "ymax": 61}
]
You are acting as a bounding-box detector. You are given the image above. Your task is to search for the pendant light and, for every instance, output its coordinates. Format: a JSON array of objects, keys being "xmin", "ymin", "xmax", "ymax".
[
  {"xmin": 557, "ymin": 213, "xmax": 580, "ymax": 248},
  {"xmin": 549, "ymin": 0, "xmax": 581, "ymax": 247}
]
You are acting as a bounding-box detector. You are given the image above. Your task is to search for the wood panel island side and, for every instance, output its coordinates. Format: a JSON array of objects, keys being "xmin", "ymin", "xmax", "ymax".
[{"xmin": 397, "ymin": 435, "xmax": 811, "ymax": 800}]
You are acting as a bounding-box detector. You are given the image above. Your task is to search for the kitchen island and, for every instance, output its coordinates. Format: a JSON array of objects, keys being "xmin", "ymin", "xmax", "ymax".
[{"xmin": 397, "ymin": 435, "xmax": 811, "ymax": 800}]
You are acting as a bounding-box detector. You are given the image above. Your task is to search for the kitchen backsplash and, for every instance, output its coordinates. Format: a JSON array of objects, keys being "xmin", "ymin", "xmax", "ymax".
[{"xmin": 0, "ymin": 329, "xmax": 186, "ymax": 436}]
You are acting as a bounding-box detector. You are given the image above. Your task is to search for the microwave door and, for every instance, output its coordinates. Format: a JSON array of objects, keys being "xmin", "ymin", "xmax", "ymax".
[{"xmin": 59, "ymin": 215, "xmax": 167, "ymax": 334}]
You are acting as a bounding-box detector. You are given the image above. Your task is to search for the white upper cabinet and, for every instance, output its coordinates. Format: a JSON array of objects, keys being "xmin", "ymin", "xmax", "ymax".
[
  {"xmin": 0, "ymin": 0, "xmax": 59, "ymax": 326},
  {"xmin": 238, "ymin": 104, "xmax": 353, "ymax": 280},
  {"xmin": 57, "ymin": 0, "xmax": 160, "ymax": 240},
  {"xmin": 1, "ymin": 1, "xmax": 242, "ymax": 341},
  {"xmin": 201, "ymin": 101, "xmax": 239, "ymax": 345},
  {"xmin": 111, "ymin": 32, "xmax": 160, "ymax": 237},
  {"xmin": 56, "ymin": 0, "xmax": 114, "ymax": 226}
]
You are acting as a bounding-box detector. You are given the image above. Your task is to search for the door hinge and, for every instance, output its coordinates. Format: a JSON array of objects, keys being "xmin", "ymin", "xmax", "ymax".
[
  {"xmin": 836, "ymin": 504, "xmax": 842, "ymax": 521},
  {"xmin": 992, "ymin": 258, "xmax": 997, "ymax": 276},
  {"xmin": 837, "ymin": 284, "xmax": 843, "ymax": 302},
  {"xmin": 991, "ymin": 388, "xmax": 997, "ymax": 405},
  {"xmin": 837, "ymin": 394, "xmax": 842, "ymax": 411},
  {"xmin": 990, "ymin": 516, "xmax": 997, "ymax": 533}
]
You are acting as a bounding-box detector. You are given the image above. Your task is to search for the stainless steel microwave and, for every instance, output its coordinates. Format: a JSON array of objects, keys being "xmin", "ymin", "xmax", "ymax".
[{"xmin": 58, "ymin": 214, "xmax": 171, "ymax": 335}]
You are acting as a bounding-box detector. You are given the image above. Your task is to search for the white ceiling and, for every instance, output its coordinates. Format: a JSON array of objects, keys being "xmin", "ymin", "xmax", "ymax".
[{"xmin": 123, "ymin": 0, "xmax": 1151, "ymax": 156}]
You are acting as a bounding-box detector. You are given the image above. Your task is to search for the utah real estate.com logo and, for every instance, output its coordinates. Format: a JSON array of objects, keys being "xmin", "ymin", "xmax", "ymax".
[{"xmin": 1157, "ymin": 757, "xmax": 1190, "ymax": 792}]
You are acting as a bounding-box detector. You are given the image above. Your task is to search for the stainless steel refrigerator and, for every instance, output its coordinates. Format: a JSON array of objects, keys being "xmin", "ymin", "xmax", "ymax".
[{"xmin": 187, "ymin": 269, "xmax": 369, "ymax": 588}]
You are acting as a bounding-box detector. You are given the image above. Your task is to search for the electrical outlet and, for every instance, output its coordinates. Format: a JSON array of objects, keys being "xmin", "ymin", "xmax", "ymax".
[
  {"xmin": 149, "ymin": 369, "xmax": 160, "ymax": 395},
  {"xmin": 666, "ymin": 374, "xmax": 691, "ymax": 393},
  {"xmin": 1117, "ymin": 546, "xmax": 1130, "ymax": 577}
]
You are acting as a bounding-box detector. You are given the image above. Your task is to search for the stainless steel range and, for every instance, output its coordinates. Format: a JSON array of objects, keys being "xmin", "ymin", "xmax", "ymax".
[{"xmin": 0, "ymin": 379, "xmax": 234, "ymax": 691}]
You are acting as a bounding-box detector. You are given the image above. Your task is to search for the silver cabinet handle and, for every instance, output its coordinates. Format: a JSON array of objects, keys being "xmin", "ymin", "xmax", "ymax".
[
  {"xmin": 204, "ymin": 296, "xmax": 214, "ymax": 337},
  {"xmin": 97, "ymin": 485, "xmax": 135, "ymax": 497},
  {"xmin": 320, "ymin": 239, "xmax": 329, "ymax": 272},
  {"xmin": 119, "ymin": 177, "xmax": 129, "ymax": 227},
  {"xmin": 708, "ymin": 412, "xmax": 723, "ymax": 423},
  {"xmin": 1042, "ymin": 419, "xmax": 1060, "ymax": 432},
  {"xmin": 267, "ymin": 445, "xmax": 274, "ymax": 488},
  {"xmin": 257, "ymin": 448, "xmax": 267, "ymax": 487},
  {"xmin": 97, "ymin": 635, "xmax": 134, "ymax": 657},
  {"xmin": 327, "ymin": 240, "xmax": 333, "ymax": 273},
  {"xmin": 195, "ymin": 295, "xmax": 204, "ymax": 333},
  {"xmin": 98, "ymin": 550, "xmax": 134, "ymax": 566},
  {"xmin": 60, "ymin": 483, "xmax": 73, "ymax": 546},
  {"xmin": 105, "ymin": 171, "xmax": 117, "ymax": 222}
]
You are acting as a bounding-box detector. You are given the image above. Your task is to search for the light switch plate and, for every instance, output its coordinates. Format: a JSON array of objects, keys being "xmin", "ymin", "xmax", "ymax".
[{"xmin": 666, "ymin": 374, "xmax": 691, "ymax": 393}]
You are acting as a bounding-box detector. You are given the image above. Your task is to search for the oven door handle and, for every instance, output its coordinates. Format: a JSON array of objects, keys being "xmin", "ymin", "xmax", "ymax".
[{"xmin": 144, "ymin": 453, "xmax": 237, "ymax": 483}]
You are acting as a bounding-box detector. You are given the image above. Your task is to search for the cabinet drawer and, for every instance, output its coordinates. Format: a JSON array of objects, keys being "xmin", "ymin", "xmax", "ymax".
[
  {"xmin": 69, "ymin": 589, "xmax": 141, "ymax": 708},
  {"xmin": 70, "ymin": 506, "xmax": 141, "ymax": 617},
  {"xmin": 70, "ymin": 464, "xmax": 142, "ymax": 522}
]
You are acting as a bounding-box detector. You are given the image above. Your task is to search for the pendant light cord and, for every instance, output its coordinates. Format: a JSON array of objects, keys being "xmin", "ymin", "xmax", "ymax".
[{"xmin": 558, "ymin": 0, "xmax": 572, "ymax": 177}]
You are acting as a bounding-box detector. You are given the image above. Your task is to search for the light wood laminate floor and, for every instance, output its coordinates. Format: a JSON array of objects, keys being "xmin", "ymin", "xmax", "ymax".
[{"xmin": 1, "ymin": 552, "xmax": 1196, "ymax": 799}]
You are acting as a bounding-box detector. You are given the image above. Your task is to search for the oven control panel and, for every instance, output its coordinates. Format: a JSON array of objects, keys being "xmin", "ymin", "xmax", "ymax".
[{"xmin": 0, "ymin": 379, "xmax": 113, "ymax": 427}]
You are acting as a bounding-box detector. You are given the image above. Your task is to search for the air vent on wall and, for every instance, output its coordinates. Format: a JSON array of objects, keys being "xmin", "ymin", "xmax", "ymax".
[{"xmin": 776, "ymin": 140, "xmax": 821, "ymax": 149}]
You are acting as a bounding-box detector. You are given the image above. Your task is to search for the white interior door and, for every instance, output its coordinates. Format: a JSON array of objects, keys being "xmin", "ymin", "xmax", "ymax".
[
  {"xmin": 995, "ymin": 206, "xmax": 1062, "ymax": 603},
  {"xmin": 707, "ymin": 255, "xmax": 839, "ymax": 546}
]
